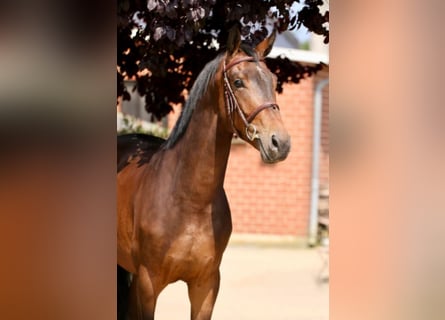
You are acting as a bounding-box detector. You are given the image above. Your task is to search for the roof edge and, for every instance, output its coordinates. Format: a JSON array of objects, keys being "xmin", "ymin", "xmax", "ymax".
[{"xmin": 269, "ymin": 47, "xmax": 329, "ymax": 65}]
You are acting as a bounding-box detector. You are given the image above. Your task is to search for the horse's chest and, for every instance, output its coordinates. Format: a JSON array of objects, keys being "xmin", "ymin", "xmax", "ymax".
[
  {"xmin": 138, "ymin": 198, "xmax": 231, "ymax": 282},
  {"xmin": 163, "ymin": 224, "xmax": 218, "ymax": 280}
]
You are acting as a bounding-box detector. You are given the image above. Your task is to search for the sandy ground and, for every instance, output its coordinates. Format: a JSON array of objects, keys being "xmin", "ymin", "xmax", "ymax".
[{"xmin": 155, "ymin": 244, "xmax": 329, "ymax": 319}]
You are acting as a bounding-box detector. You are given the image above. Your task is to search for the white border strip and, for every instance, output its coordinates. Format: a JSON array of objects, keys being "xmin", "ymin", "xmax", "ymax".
[{"xmin": 269, "ymin": 47, "xmax": 329, "ymax": 65}]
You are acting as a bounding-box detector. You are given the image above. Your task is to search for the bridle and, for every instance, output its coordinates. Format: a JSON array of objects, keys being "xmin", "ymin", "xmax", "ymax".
[{"xmin": 223, "ymin": 56, "xmax": 280, "ymax": 141}]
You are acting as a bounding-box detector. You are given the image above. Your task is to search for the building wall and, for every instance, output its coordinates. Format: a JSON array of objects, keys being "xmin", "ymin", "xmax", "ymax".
[
  {"xmin": 317, "ymin": 69, "xmax": 330, "ymax": 188},
  {"xmin": 225, "ymin": 68, "xmax": 328, "ymax": 237},
  {"xmin": 224, "ymin": 78, "xmax": 314, "ymax": 236}
]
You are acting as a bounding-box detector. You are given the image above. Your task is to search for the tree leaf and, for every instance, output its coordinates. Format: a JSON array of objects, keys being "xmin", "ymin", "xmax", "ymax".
[
  {"xmin": 153, "ymin": 26, "xmax": 165, "ymax": 41},
  {"xmin": 147, "ymin": 0, "xmax": 158, "ymax": 11}
]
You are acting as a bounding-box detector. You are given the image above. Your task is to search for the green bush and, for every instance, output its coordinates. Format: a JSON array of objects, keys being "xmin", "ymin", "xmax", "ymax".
[{"xmin": 117, "ymin": 112, "xmax": 168, "ymax": 138}]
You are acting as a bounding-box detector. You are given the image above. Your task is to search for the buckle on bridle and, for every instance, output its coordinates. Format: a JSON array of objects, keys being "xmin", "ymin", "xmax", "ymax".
[{"xmin": 246, "ymin": 123, "xmax": 258, "ymax": 141}]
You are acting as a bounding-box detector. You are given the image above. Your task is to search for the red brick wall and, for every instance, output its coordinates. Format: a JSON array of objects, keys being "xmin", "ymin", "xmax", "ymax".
[
  {"xmin": 224, "ymin": 78, "xmax": 315, "ymax": 236},
  {"xmin": 316, "ymin": 69, "xmax": 330, "ymax": 188}
]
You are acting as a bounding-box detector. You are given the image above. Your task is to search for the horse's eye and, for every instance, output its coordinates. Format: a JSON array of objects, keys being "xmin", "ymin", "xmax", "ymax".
[{"xmin": 233, "ymin": 79, "xmax": 244, "ymax": 88}]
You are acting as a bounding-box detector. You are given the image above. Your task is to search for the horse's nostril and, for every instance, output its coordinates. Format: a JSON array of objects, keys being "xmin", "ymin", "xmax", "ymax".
[{"xmin": 271, "ymin": 135, "xmax": 279, "ymax": 149}]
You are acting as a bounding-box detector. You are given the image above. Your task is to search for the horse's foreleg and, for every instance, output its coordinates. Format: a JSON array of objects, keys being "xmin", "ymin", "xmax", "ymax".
[
  {"xmin": 187, "ymin": 270, "xmax": 220, "ymax": 320},
  {"xmin": 128, "ymin": 267, "xmax": 161, "ymax": 320}
]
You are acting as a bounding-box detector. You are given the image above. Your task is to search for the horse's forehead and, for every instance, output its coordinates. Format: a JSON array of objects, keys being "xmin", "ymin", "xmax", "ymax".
[
  {"xmin": 255, "ymin": 64, "xmax": 269, "ymax": 81},
  {"xmin": 242, "ymin": 61, "xmax": 271, "ymax": 83},
  {"xmin": 228, "ymin": 54, "xmax": 272, "ymax": 81}
]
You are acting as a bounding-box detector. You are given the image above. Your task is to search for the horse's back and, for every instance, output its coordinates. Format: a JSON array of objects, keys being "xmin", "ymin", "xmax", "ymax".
[{"xmin": 117, "ymin": 133, "xmax": 165, "ymax": 172}]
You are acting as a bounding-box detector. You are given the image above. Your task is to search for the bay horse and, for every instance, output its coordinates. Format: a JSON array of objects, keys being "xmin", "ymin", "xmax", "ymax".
[{"xmin": 117, "ymin": 28, "xmax": 291, "ymax": 320}]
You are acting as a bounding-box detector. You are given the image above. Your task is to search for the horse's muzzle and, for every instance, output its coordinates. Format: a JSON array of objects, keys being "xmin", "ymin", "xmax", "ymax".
[{"xmin": 257, "ymin": 133, "xmax": 291, "ymax": 163}]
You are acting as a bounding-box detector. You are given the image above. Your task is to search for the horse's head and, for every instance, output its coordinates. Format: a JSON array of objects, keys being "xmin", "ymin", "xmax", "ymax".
[{"xmin": 222, "ymin": 28, "xmax": 291, "ymax": 163}]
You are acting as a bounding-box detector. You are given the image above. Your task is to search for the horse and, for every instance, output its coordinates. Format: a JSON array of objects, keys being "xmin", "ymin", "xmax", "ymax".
[{"xmin": 117, "ymin": 28, "xmax": 291, "ymax": 320}]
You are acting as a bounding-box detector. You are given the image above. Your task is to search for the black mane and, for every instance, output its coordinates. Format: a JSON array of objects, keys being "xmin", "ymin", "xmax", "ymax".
[{"xmin": 162, "ymin": 54, "xmax": 222, "ymax": 149}]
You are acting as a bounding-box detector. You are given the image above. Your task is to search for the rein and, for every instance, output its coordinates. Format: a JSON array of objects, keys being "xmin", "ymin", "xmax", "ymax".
[{"xmin": 223, "ymin": 57, "xmax": 279, "ymax": 140}]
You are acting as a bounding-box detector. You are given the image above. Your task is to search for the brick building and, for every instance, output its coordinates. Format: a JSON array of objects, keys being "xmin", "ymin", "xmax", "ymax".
[{"xmin": 224, "ymin": 65, "xmax": 328, "ymax": 243}]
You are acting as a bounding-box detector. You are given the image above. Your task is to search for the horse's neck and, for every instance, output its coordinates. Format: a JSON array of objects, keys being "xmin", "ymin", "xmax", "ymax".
[{"xmin": 170, "ymin": 86, "xmax": 232, "ymax": 205}]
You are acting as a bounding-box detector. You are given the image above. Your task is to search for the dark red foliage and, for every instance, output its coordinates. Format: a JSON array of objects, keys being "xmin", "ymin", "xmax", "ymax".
[{"xmin": 117, "ymin": 0, "xmax": 329, "ymax": 120}]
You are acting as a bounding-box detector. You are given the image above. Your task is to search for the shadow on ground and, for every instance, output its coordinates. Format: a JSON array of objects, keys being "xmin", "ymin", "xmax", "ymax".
[{"xmin": 156, "ymin": 244, "xmax": 329, "ymax": 320}]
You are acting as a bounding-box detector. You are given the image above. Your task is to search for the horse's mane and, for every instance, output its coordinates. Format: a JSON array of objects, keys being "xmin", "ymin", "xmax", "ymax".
[
  {"xmin": 162, "ymin": 54, "xmax": 223, "ymax": 149},
  {"xmin": 162, "ymin": 45, "xmax": 258, "ymax": 149}
]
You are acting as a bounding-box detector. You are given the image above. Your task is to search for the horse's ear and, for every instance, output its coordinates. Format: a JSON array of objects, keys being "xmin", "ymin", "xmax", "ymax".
[
  {"xmin": 255, "ymin": 29, "xmax": 276, "ymax": 58},
  {"xmin": 227, "ymin": 25, "xmax": 241, "ymax": 56}
]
